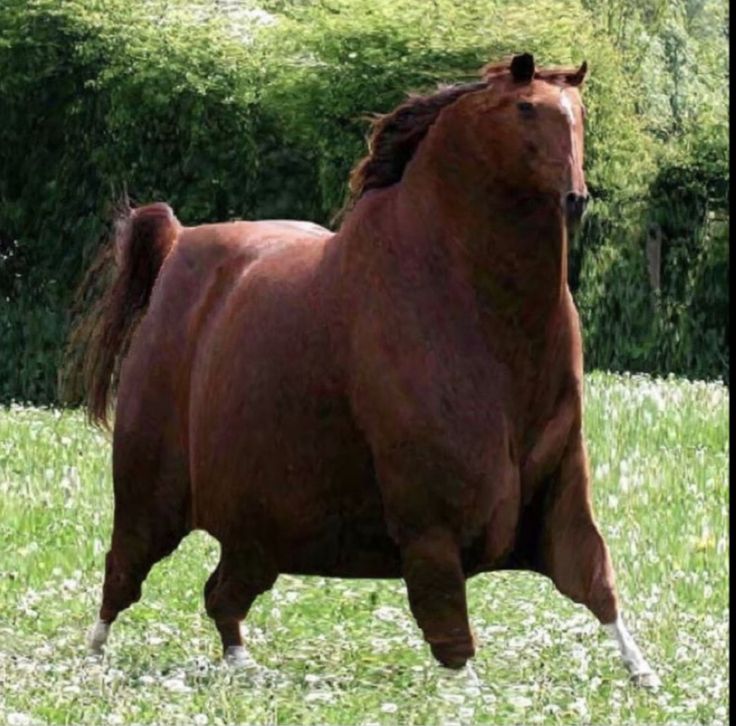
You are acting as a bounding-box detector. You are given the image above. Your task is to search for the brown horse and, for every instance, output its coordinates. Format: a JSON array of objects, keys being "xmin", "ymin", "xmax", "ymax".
[{"xmin": 72, "ymin": 53, "xmax": 658, "ymax": 686}]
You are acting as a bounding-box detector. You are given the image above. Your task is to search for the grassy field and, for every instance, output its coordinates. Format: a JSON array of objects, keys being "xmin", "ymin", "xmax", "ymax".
[{"xmin": 0, "ymin": 372, "xmax": 728, "ymax": 725}]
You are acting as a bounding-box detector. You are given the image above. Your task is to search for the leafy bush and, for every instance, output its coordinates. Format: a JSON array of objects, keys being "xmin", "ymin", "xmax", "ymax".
[
  {"xmin": 0, "ymin": 0, "xmax": 728, "ymax": 403},
  {"xmin": 578, "ymin": 123, "xmax": 728, "ymax": 381}
]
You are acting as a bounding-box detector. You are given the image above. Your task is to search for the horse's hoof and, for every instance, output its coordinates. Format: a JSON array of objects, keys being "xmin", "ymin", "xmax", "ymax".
[
  {"xmin": 630, "ymin": 670, "xmax": 661, "ymax": 689},
  {"xmin": 87, "ymin": 620, "xmax": 110, "ymax": 655},
  {"xmin": 438, "ymin": 660, "xmax": 481, "ymax": 686},
  {"xmin": 224, "ymin": 645, "xmax": 258, "ymax": 670},
  {"xmin": 431, "ymin": 638, "xmax": 475, "ymax": 670},
  {"xmin": 223, "ymin": 646, "xmax": 278, "ymax": 683}
]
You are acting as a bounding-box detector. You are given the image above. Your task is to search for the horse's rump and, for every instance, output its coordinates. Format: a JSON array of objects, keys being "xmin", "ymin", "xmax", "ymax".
[{"xmin": 179, "ymin": 231, "xmax": 396, "ymax": 573}]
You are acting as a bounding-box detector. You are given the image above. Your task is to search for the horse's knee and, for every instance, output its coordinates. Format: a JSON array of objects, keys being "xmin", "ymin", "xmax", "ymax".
[
  {"xmin": 99, "ymin": 550, "xmax": 146, "ymax": 619},
  {"xmin": 587, "ymin": 567, "xmax": 618, "ymax": 624},
  {"xmin": 205, "ymin": 577, "xmax": 266, "ymax": 620},
  {"xmin": 205, "ymin": 561, "xmax": 275, "ymax": 621},
  {"xmin": 546, "ymin": 525, "xmax": 619, "ymax": 623},
  {"xmin": 581, "ymin": 527, "xmax": 619, "ymax": 622}
]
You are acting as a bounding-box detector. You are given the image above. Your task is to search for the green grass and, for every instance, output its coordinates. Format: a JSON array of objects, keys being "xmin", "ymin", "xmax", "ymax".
[{"xmin": 0, "ymin": 372, "xmax": 728, "ymax": 725}]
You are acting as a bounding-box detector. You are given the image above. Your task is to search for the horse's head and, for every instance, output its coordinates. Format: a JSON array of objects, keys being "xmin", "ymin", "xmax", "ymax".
[{"xmin": 434, "ymin": 53, "xmax": 589, "ymax": 226}]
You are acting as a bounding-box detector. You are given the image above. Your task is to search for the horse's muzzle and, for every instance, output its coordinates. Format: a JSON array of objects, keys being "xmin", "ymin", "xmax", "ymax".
[{"xmin": 565, "ymin": 192, "xmax": 589, "ymax": 225}]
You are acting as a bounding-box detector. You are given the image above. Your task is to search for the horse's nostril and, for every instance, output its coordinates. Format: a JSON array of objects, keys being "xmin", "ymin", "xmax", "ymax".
[{"xmin": 565, "ymin": 193, "xmax": 587, "ymax": 221}]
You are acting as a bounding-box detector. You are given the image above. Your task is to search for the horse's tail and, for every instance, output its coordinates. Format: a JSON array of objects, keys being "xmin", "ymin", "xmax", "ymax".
[{"xmin": 65, "ymin": 202, "xmax": 181, "ymax": 428}]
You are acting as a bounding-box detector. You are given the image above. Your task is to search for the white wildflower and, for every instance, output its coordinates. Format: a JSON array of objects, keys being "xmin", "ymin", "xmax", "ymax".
[
  {"xmin": 373, "ymin": 606, "xmax": 404, "ymax": 623},
  {"xmin": 162, "ymin": 676, "xmax": 191, "ymax": 693},
  {"xmin": 508, "ymin": 694, "xmax": 533, "ymax": 708},
  {"xmin": 304, "ymin": 691, "xmax": 334, "ymax": 703}
]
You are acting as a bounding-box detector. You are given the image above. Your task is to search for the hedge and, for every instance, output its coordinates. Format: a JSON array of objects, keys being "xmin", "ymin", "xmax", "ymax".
[{"xmin": 0, "ymin": 0, "xmax": 728, "ymax": 404}]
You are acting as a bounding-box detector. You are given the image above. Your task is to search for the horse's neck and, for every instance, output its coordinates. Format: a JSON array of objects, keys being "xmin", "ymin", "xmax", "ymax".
[
  {"xmin": 395, "ymin": 177, "xmax": 570, "ymax": 343},
  {"xmin": 472, "ymin": 202, "xmax": 569, "ymax": 334}
]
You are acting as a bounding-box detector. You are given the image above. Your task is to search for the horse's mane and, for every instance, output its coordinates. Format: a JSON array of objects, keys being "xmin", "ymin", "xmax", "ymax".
[
  {"xmin": 339, "ymin": 79, "xmax": 489, "ymax": 220},
  {"xmin": 339, "ymin": 59, "xmax": 584, "ymax": 222}
]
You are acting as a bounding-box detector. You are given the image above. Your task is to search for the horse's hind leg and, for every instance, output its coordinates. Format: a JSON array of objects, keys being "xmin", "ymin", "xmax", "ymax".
[
  {"xmin": 204, "ymin": 544, "xmax": 277, "ymax": 667},
  {"xmin": 538, "ymin": 434, "xmax": 660, "ymax": 687},
  {"xmin": 88, "ymin": 442, "xmax": 189, "ymax": 654}
]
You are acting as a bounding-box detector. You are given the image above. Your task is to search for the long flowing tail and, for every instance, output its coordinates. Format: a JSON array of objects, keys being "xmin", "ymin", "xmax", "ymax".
[{"xmin": 64, "ymin": 202, "xmax": 180, "ymax": 427}]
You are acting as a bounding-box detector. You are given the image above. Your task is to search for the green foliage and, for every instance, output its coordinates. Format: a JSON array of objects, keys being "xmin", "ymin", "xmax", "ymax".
[
  {"xmin": 0, "ymin": 0, "xmax": 728, "ymax": 403},
  {"xmin": 577, "ymin": 48, "xmax": 729, "ymax": 382}
]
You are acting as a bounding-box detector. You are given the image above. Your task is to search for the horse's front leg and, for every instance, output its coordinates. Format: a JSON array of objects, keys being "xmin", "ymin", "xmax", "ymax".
[
  {"xmin": 374, "ymin": 445, "xmax": 476, "ymax": 669},
  {"xmin": 538, "ymin": 432, "xmax": 660, "ymax": 687},
  {"xmin": 401, "ymin": 526, "xmax": 475, "ymax": 669}
]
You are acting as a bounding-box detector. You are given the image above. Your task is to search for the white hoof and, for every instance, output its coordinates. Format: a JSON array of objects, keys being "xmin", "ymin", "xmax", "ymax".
[
  {"xmin": 439, "ymin": 660, "xmax": 480, "ymax": 683},
  {"xmin": 87, "ymin": 619, "xmax": 110, "ymax": 655},
  {"xmin": 224, "ymin": 645, "xmax": 258, "ymax": 670},
  {"xmin": 630, "ymin": 669, "xmax": 661, "ymax": 689},
  {"xmin": 223, "ymin": 646, "xmax": 277, "ymax": 682},
  {"xmin": 603, "ymin": 615, "xmax": 660, "ymax": 690},
  {"xmin": 463, "ymin": 661, "xmax": 481, "ymax": 686}
]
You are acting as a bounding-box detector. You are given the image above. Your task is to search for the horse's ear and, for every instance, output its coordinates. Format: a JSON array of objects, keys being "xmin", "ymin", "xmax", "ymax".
[
  {"xmin": 566, "ymin": 61, "xmax": 588, "ymax": 86},
  {"xmin": 510, "ymin": 53, "xmax": 535, "ymax": 83}
]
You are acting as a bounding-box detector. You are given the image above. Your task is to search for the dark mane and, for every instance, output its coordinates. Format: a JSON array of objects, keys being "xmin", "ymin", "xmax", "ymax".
[{"xmin": 339, "ymin": 79, "xmax": 488, "ymax": 219}]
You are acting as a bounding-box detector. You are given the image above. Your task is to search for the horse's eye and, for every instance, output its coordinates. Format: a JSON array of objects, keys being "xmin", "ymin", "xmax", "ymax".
[{"xmin": 517, "ymin": 101, "xmax": 535, "ymax": 117}]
